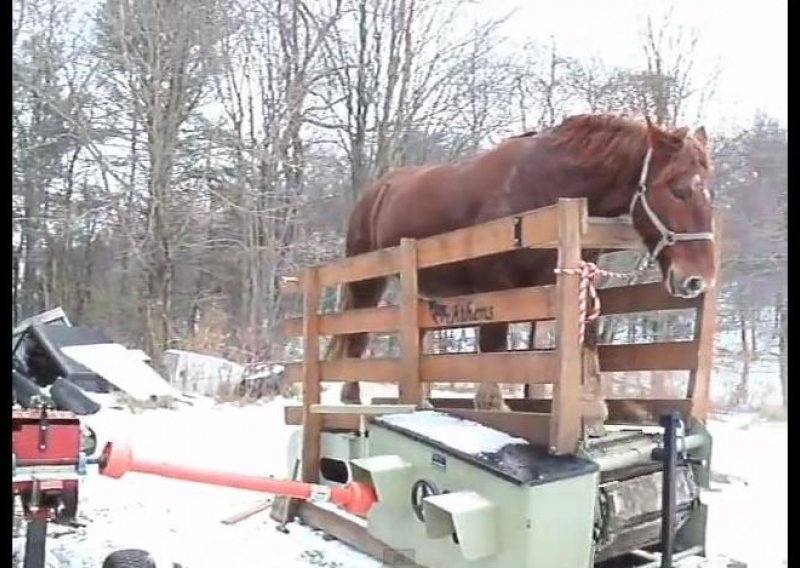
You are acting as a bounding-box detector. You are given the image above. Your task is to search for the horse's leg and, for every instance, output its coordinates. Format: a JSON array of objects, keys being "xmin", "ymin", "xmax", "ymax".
[
  {"xmin": 474, "ymin": 322, "xmax": 511, "ymax": 411},
  {"xmin": 522, "ymin": 321, "xmax": 547, "ymax": 399},
  {"xmin": 582, "ymin": 320, "xmax": 608, "ymax": 436},
  {"xmin": 335, "ymin": 277, "xmax": 388, "ymax": 405},
  {"xmin": 418, "ymin": 329, "xmax": 435, "ymax": 409}
]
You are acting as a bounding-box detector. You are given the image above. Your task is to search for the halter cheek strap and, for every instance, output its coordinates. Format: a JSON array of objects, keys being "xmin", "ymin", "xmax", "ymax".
[{"xmin": 629, "ymin": 147, "xmax": 714, "ymax": 263}]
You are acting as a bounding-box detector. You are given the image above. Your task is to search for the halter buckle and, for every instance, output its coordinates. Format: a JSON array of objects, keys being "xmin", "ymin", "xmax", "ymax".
[{"xmin": 664, "ymin": 232, "xmax": 677, "ymax": 245}]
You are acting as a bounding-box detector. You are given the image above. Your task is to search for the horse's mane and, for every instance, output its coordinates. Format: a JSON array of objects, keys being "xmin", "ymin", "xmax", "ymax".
[
  {"xmin": 543, "ymin": 114, "xmax": 649, "ymax": 170},
  {"xmin": 542, "ymin": 113, "xmax": 709, "ymax": 172}
]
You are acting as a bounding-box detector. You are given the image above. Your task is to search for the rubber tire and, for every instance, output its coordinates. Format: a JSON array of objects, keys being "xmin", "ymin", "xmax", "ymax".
[{"xmin": 102, "ymin": 549, "xmax": 157, "ymax": 568}]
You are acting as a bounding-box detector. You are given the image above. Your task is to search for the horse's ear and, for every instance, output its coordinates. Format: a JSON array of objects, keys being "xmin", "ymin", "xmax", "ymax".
[
  {"xmin": 645, "ymin": 116, "xmax": 682, "ymax": 150},
  {"xmin": 673, "ymin": 126, "xmax": 690, "ymax": 139},
  {"xmin": 644, "ymin": 115, "xmax": 660, "ymax": 146},
  {"xmin": 694, "ymin": 126, "xmax": 708, "ymax": 147}
]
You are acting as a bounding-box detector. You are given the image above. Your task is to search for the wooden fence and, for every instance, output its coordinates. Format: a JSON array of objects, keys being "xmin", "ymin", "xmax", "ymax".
[{"xmin": 280, "ymin": 198, "xmax": 719, "ymax": 484}]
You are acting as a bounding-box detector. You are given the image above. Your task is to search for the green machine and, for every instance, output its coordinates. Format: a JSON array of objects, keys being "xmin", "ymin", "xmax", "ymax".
[{"xmin": 286, "ymin": 409, "xmax": 712, "ymax": 568}]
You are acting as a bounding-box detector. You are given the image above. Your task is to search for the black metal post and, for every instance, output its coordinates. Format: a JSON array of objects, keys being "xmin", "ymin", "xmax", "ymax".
[
  {"xmin": 659, "ymin": 412, "xmax": 680, "ymax": 568},
  {"xmin": 23, "ymin": 516, "xmax": 47, "ymax": 568}
]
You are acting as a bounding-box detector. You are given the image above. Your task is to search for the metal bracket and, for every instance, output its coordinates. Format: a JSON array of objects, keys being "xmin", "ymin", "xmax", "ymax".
[
  {"xmin": 37, "ymin": 410, "xmax": 49, "ymax": 452},
  {"xmin": 76, "ymin": 452, "xmax": 87, "ymax": 476},
  {"xmin": 512, "ymin": 216, "xmax": 523, "ymax": 247}
]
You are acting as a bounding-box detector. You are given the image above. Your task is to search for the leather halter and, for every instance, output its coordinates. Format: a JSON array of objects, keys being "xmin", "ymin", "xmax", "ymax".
[{"xmin": 629, "ymin": 147, "xmax": 714, "ymax": 263}]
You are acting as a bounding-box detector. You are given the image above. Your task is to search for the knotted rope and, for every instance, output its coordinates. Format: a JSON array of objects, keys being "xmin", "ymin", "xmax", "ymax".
[{"xmin": 553, "ymin": 261, "xmax": 632, "ymax": 344}]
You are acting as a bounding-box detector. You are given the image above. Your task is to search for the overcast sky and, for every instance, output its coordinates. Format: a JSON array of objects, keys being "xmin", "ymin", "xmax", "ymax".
[{"xmin": 467, "ymin": 0, "xmax": 787, "ymax": 134}]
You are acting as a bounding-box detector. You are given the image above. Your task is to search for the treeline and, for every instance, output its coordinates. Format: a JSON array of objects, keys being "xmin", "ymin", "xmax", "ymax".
[{"xmin": 12, "ymin": 0, "xmax": 786, "ymax": 408}]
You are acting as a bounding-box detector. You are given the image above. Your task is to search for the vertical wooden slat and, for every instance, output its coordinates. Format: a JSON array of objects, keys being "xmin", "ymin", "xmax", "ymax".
[
  {"xmin": 687, "ymin": 213, "xmax": 723, "ymax": 421},
  {"xmin": 550, "ymin": 199, "xmax": 587, "ymax": 455},
  {"xmin": 399, "ymin": 238, "xmax": 421, "ymax": 404},
  {"xmin": 301, "ymin": 266, "xmax": 322, "ymax": 483}
]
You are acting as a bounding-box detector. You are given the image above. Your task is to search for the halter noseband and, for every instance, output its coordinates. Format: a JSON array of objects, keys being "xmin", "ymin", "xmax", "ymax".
[{"xmin": 629, "ymin": 146, "xmax": 714, "ymax": 263}]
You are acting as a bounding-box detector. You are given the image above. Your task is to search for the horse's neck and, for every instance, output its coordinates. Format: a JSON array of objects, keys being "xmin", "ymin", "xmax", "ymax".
[{"xmin": 564, "ymin": 151, "xmax": 645, "ymax": 218}]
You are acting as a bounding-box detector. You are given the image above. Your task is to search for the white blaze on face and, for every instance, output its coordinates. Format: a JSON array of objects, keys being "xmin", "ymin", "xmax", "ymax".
[{"xmin": 691, "ymin": 173, "xmax": 711, "ymax": 201}]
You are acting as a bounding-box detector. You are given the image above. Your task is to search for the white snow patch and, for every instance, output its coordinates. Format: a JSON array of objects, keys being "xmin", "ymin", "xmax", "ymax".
[{"xmin": 377, "ymin": 410, "xmax": 528, "ymax": 455}]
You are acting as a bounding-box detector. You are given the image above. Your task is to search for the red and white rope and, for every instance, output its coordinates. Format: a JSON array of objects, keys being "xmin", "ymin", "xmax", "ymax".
[{"xmin": 553, "ymin": 261, "xmax": 630, "ymax": 344}]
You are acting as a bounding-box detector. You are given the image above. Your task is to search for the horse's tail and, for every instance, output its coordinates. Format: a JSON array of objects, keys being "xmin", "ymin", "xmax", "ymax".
[{"xmin": 323, "ymin": 282, "xmax": 355, "ymax": 361}]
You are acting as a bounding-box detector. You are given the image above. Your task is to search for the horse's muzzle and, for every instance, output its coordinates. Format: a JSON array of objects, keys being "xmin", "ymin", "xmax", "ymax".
[{"xmin": 666, "ymin": 267, "xmax": 708, "ymax": 299}]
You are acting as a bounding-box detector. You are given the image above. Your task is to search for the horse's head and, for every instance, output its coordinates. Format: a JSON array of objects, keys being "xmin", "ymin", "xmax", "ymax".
[{"xmin": 631, "ymin": 118, "xmax": 716, "ymax": 299}]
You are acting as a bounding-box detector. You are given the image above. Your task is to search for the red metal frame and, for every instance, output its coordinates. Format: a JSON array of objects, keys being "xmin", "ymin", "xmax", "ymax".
[{"xmin": 13, "ymin": 408, "xmax": 84, "ymax": 568}]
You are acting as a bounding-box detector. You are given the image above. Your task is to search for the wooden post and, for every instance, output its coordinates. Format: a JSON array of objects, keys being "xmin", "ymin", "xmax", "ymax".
[
  {"xmin": 399, "ymin": 238, "xmax": 422, "ymax": 404},
  {"xmin": 550, "ymin": 199, "xmax": 587, "ymax": 455},
  {"xmin": 687, "ymin": 213, "xmax": 723, "ymax": 421},
  {"xmin": 301, "ymin": 266, "xmax": 322, "ymax": 483}
]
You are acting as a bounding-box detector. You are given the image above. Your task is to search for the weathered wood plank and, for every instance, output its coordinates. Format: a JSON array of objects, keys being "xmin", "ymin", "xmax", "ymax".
[
  {"xmin": 301, "ymin": 267, "xmax": 322, "ymax": 484},
  {"xmin": 598, "ymin": 341, "xmax": 698, "ymax": 372},
  {"xmin": 519, "ymin": 207, "xmax": 560, "ymax": 248},
  {"xmin": 550, "ymin": 198, "xmax": 587, "ymax": 455},
  {"xmin": 419, "ymin": 285, "xmax": 556, "ymax": 329},
  {"xmin": 297, "ymin": 503, "xmax": 421, "ymax": 567},
  {"xmin": 415, "ymin": 205, "xmax": 560, "ymax": 269},
  {"xmin": 399, "ymin": 239, "xmax": 422, "ymax": 404},
  {"xmin": 283, "ymin": 305, "xmax": 399, "ymax": 337},
  {"xmin": 597, "ymin": 282, "xmax": 700, "ymax": 315},
  {"xmin": 283, "ymin": 286, "xmax": 556, "ymax": 337},
  {"xmin": 285, "ymin": 405, "xmax": 360, "ymax": 428},
  {"xmin": 420, "ymin": 351, "xmax": 557, "ymax": 384},
  {"xmin": 286, "ymin": 358, "xmax": 400, "ymax": 382},
  {"xmin": 583, "ymin": 217, "xmax": 646, "ymax": 250},
  {"xmin": 282, "ymin": 210, "xmax": 650, "ymax": 293},
  {"xmin": 318, "ymin": 247, "xmax": 400, "ymax": 287}
]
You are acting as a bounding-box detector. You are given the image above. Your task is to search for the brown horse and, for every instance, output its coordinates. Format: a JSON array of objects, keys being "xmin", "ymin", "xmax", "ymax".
[{"xmin": 328, "ymin": 113, "xmax": 716, "ymax": 409}]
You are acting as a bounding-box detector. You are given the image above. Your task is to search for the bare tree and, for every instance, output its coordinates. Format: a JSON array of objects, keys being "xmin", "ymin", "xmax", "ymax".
[{"xmin": 94, "ymin": 0, "xmax": 229, "ymax": 358}]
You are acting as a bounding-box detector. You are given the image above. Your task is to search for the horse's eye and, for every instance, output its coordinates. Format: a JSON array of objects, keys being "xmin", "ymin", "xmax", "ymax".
[{"xmin": 670, "ymin": 186, "xmax": 691, "ymax": 200}]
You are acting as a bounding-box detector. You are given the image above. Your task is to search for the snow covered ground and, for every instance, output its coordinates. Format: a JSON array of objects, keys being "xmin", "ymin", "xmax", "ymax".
[{"xmin": 12, "ymin": 384, "xmax": 787, "ymax": 568}]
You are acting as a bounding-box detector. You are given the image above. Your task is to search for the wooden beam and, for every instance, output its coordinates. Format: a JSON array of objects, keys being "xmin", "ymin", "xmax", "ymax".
[
  {"xmin": 283, "ymin": 305, "xmax": 399, "ymax": 337},
  {"xmin": 282, "ymin": 209, "xmax": 651, "ymax": 292},
  {"xmin": 420, "ymin": 351, "xmax": 556, "ymax": 384},
  {"xmin": 317, "ymin": 247, "xmax": 400, "ymax": 287},
  {"xmin": 415, "ymin": 204, "xmax": 560, "ymax": 269},
  {"xmin": 286, "ymin": 358, "xmax": 400, "ymax": 382},
  {"xmin": 443, "ymin": 409, "xmax": 551, "ymax": 447},
  {"xmin": 519, "ymin": 206, "xmax": 560, "ymax": 248},
  {"xmin": 583, "ymin": 217, "xmax": 646, "ymax": 250},
  {"xmin": 419, "ymin": 285, "xmax": 556, "ymax": 329},
  {"xmin": 550, "ymin": 198, "xmax": 587, "ymax": 455},
  {"xmin": 399, "ymin": 239, "xmax": 422, "ymax": 404},
  {"xmin": 688, "ymin": 213, "xmax": 723, "ymax": 421},
  {"xmin": 301, "ymin": 267, "xmax": 322, "ymax": 484},
  {"xmin": 598, "ymin": 341, "xmax": 698, "ymax": 372},
  {"xmin": 297, "ymin": 503, "xmax": 421, "ymax": 567},
  {"xmin": 284, "ymin": 286, "xmax": 557, "ymax": 337},
  {"xmin": 285, "ymin": 405, "xmax": 361, "ymax": 428},
  {"xmin": 597, "ymin": 283, "xmax": 700, "ymax": 315}
]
